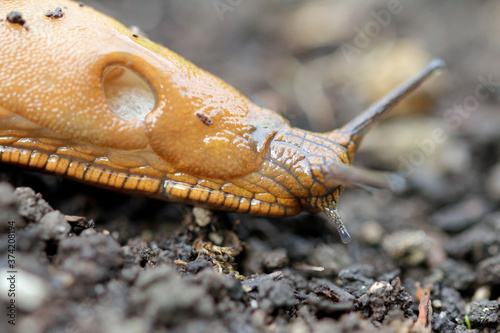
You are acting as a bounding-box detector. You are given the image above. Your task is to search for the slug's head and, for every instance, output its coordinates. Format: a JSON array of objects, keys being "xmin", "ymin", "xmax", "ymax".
[
  {"xmin": 267, "ymin": 127, "xmax": 358, "ymax": 243},
  {"xmin": 268, "ymin": 59, "xmax": 445, "ymax": 243},
  {"xmin": 268, "ymin": 126, "xmax": 396, "ymax": 243}
]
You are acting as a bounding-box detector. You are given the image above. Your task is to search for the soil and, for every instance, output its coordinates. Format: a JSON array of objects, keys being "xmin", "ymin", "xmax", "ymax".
[
  {"xmin": 44, "ymin": 7, "xmax": 65, "ymax": 19},
  {"xmin": 1, "ymin": 1, "xmax": 500, "ymax": 332},
  {"xmin": 6, "ymin": 11, "xmax": 25, "ymax": 26}
]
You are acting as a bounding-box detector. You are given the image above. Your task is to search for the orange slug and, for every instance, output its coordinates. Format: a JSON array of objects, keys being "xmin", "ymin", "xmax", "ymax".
[{"xmin": 0, "ymin": 0, "xmax": 444, "ymax": 243}]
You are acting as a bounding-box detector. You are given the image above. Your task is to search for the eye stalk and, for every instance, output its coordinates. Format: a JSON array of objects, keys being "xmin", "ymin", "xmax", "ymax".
[
  {"xmin": 338, "ymin": 59, "xmax": 446, "ymax": 142},
  {"xmin": 325, "ymin": 59, "xmax": 445, "ymax": 243}
]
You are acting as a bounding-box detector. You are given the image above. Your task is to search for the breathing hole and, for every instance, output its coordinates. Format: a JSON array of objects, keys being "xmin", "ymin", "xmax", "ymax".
[{"xmin": 102, "ymin": 65, "xmax": 156, "ymax": 121}]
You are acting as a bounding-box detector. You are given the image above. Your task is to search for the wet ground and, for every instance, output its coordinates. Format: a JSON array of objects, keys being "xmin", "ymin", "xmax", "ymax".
[{"xmin": 1, "ymin": 0, "xmax": 500, "ymax": 332}]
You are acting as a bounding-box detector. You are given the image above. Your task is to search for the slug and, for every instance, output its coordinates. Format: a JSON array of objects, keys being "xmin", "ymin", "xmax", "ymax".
[{"xmin": 0, "ymin": 0, "xmax": 444, "ymax": 243}]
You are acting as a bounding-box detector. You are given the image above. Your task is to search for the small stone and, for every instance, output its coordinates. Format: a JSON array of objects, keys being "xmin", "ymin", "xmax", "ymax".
[
  {"xmin": 382, "ymin": 230, "xmax": 431, "ymax": 266},
  {"xmin": 360, "ymin": 220, "xmax": 384, "ymax": 245},
  {"xmin": 472, "ymin": 286, "xmax": 491, "ymax": 301},
  {"xmin": 193, "ymin": 207, "xmax": 212, "ymax": 227},
  {"xmin": 66, "ymin": 216, "xmax": 95, "ymax": 235},
  {"xmin": 0, "ymin": 182, "xmax": 16, "ymax": 206},
  {"xmin": 208, "ymin": 232, "xmax": 223, "ymax": 245}
]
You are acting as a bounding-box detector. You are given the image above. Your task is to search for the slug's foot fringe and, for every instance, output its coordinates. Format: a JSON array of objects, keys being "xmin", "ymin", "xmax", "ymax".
[{"xmin": 320, "ymin": 202, "xmax": 351, "ymax": 244}]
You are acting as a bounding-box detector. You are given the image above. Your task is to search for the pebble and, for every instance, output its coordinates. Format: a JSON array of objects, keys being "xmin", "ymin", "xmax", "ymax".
[
  {"xmin": 193, "ymin": 207, "xmax": 212, "ymax": 227},
  {"xmin": 360, "ymin": 220, "xmax": 384, "ymax": 245},
  {"xmin": 382, "ymin": 230, "xmax": 431, "ymax": 266},
  {"xmin": 0, "ymin": 181, "xmax": 16, "ymax": 206},
  {"xmin": 472, "ymin": 286, "xmax": 491, "ymax": 301}
]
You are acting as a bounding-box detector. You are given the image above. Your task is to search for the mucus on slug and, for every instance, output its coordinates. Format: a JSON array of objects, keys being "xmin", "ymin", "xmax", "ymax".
[{"xmin": 0, "ymin": 0, "xmax": 445, "ymax": 243}]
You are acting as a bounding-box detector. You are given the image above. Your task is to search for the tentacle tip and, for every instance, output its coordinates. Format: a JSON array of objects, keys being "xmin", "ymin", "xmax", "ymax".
[
  {"xmin": 385, "ymin": 173, "xmax": 408, "ymax": 194},
  {"xmin": 338, "ymin": 227, "xmax": 352, "ymax": 244},
  {"xmin": 429, "ymin": 58, "xmax": 446, "ymax": 71},
  {"xmin": 321, "ymin": 204, "xmax": 352, "ymax": 244}
]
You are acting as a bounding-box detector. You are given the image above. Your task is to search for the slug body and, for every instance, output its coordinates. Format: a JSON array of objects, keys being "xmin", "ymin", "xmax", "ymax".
[{"xmin": 0, "ymin": 0, "xmax": 443, "ymax": 242}]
